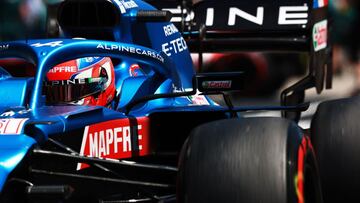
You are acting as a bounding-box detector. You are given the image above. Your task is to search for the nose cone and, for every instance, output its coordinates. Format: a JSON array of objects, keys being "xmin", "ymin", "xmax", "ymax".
[{"xmin": 0, "ymin": 135, "xmax": 36, "ymax": 191}]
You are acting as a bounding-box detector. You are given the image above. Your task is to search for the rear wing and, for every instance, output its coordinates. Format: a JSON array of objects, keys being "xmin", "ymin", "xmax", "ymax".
[
  {"xmin": 147, "ymin": 0, "xmax": 328, "ymax": 50},
  {"xmin": 146, "ymin": 0, "xmax": 331, "ymax": 93}
]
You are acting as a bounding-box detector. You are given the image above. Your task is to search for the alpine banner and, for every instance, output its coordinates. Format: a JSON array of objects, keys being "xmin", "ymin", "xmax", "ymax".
[{"xmin": 148, "ymin": 0, "xmax": 316, "ymax": 32}]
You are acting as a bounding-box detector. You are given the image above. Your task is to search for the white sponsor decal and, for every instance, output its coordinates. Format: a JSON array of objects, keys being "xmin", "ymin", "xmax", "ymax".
[
  {"xmin": 313, "ymin": 20, "xmax": 327, "ymax": 52},
  {"xmin": 96, "ymin": 44, "xmax": 164, "ymax": 63},
  {"xmin": 228, "ymin": 7, "xmax": 264, "ymax": 26},
  {"xmin": 113, "ymin": 0, "xmax": 138, "ymax": 14},
  {"xmin": 0, "ymin": 44, "xmax": 9, "ymax": 51},
  {"xmin": 85, "ymin": 125, "xmax": 137, "ymax": 158},
  {"xmin": 1, "ymin": 109, "xmax": 31, "ymax": 117},
  {"xmin": 163, "ymin": 24, "xmax": 179, "ymax": 37},
  {"xmin": 48, "ymin": 66, "xmax": 77, "ymax": 73},
  {"xmin": 84, "ymin": 57, "xmax": 99, "ymax": 63},
  {"xmin": 46, "ymin": 79, "xmax": 87, "ymax": 86},
  {"xmin": 31, "ymin": 41, "xmax": 63, "ymax": 48},
  {"xmin": 77, "ymin": 117, "xmax": 150, "ymax": 170},
  {"xmin": 163, "ymin": 6, "xmax": 195, "ymax": 23},
  {"xmin": 0, "ymin": 111, "xmax": 15, "ymax": 117},
  {"xmin": 205, "ymin": 8, "xmax": 214, "ymax": 26},
  {"xmin": 164, "ymin": 5, "xmax": 308, "ymax": 27},
  {"xmin": 0, "ymin": 118, "xmax": 28, "ymax": 134},
  {"xmin": 278, "ymin": 6, "xmax": 308, "ymax": 25},
  {"xmin": 161, "ymin": 37, "xmax": 188, "ymax": 56}
]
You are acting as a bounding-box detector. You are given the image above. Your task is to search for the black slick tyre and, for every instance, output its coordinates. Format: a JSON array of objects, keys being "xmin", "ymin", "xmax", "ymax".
[
  {"xmin": 311, "ymin": 96, "xmax": 360, "ymax": 202},
  {"xmin": 178, "ymin": 117, "xmax": 322, "ymax": 203}
]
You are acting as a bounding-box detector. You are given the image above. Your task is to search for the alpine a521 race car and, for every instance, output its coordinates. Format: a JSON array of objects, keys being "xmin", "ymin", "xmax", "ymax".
[{"xmin": 0, "ymin": 0, "xmax": 352, "ymax": 202}]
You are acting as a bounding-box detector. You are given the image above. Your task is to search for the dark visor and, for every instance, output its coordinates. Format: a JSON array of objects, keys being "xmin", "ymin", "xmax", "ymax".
[{"xmin": 43, "ymin": 77, "xmax": 107, "ymax": 103}]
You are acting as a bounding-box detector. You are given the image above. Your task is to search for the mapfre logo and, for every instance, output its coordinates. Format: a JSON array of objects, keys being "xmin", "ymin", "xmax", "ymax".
[
  {"xmin": 77, "ymin": 117, "xmax": 150, "ymax": 170},
  {"xmin": 48, "ymin": 66, "xmax": 77, "ymax": 73}
]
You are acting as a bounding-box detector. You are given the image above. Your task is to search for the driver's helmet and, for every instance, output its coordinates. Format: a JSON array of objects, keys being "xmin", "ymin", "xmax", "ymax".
[{"xmin": 44, "ymin": 57, "xmax": 116, "ymax": 107}]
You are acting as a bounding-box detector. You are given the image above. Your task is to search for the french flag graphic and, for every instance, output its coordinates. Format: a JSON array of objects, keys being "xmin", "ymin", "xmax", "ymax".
[{"xmin": 314, "ymin": 0, "xmax": 328, "ymax": 8}]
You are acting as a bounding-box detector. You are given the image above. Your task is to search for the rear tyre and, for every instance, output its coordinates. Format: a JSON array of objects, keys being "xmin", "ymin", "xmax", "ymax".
[
  {"xmin": 311, "ymin": 96, "xmax": 360, "ymax": 202},
  {"xmin": 178, "ymin": 117, "xmax": 322, "ymax": 203}
]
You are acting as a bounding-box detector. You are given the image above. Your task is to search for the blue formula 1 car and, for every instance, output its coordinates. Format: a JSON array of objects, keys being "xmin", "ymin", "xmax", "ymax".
[{"xmin": 0, "ymin": 0, "xmax": 334, "ymax": 202}]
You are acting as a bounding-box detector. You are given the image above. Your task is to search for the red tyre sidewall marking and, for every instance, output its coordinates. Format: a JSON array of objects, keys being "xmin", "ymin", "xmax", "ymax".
[{"xmin": 297, "ymin": 136, "xmax": 308, "ymax": 203}]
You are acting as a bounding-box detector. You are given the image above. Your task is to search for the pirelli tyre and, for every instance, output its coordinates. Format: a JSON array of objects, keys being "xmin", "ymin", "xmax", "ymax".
[
  {"xmin": 177, "ymin": 117, "xmax": 322, "ymax": 203},
  {"xmin": 311, "ymin": 96, "xmax": 360, "ymax": 202}
]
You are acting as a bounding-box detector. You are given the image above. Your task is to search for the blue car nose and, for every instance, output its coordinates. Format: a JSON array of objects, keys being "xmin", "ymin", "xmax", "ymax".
[{"xmin": 0, "ymin": 134, "xmax": 35, "ymax": 191}]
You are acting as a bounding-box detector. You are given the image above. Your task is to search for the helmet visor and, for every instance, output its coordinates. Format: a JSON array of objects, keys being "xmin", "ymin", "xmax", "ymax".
[{"xmin": 43, "ymin": 77, "xmax": 107, "ymax": 104}]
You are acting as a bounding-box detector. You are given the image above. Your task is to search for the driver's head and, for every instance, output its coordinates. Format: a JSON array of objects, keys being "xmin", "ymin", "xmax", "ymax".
[{"xmin": 44, "ymin": 57, "xmax": 116, "ymax": 107}]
